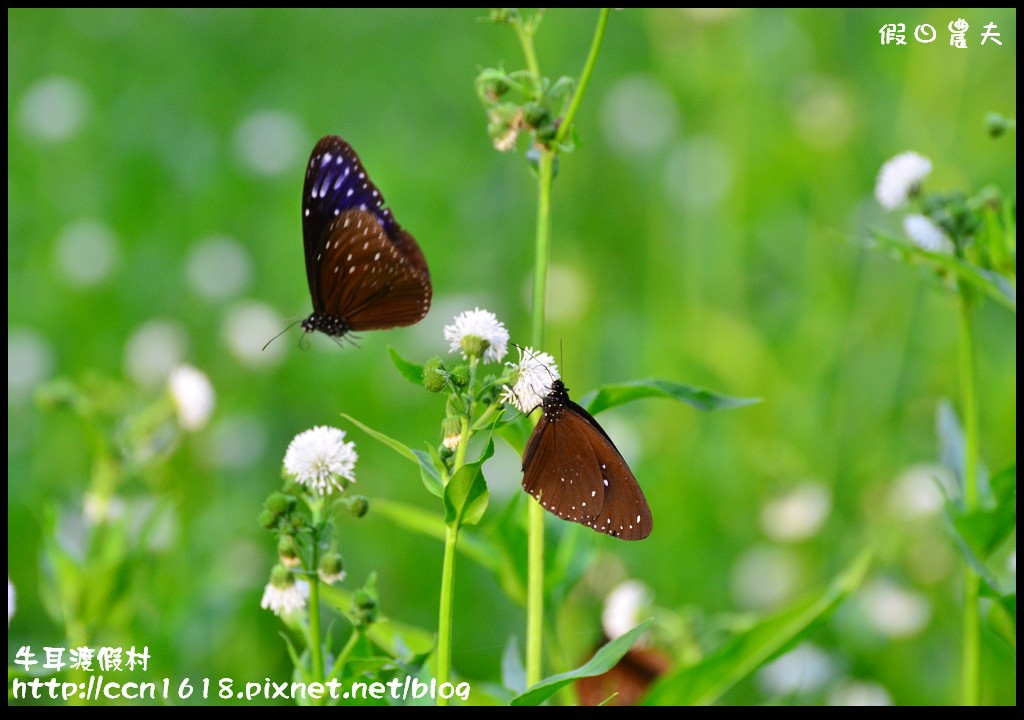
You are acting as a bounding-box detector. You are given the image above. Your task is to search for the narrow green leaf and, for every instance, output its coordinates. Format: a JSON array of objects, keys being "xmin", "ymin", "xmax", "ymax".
[
  {"xmin": 581, "ymin": 379, "xmax": 760, "ymax": 415},
  {"xmin": 871, "ymin": 230, "xmax": 1016, "ymax": 311},
  {"xmin": 388, "ymin": 346, "xmax": 425, "ymax": 385},
  {"xmin": 444, "ymin": 440, "xmax": 494, "ymax": 528},
  {"xmin": 510, "ymin": 620, "xmax": 654, "ymax": 706},
  {"xmin": 318, "ymin": 584, "xmax": 435, "ymax": 663},
  {"xmin": 643, "ymin": 551, "xmax": 872, "ymax": 706},
  {"xmin": 371, "ymin": 498, "xmax": 504, "ymax": 575},
  {"xmin": 341, "ymin": 413, "xmax": 442, "ymax": 496}
]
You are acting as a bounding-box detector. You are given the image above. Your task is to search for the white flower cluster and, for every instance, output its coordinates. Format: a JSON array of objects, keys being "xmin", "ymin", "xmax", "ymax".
[
  {"xmin": 500, "ymin": 346, "xmax": 560, "ymax": 414},
  {"xmin": 875, "ymin": 151, "xmax": 931, "ymax": 211},
  {"xmin": 444, "ymin": 307, "xmax": 510, "ymax": 364},
  {"xmin": 283, "ymin": 426, "xmax": 358, "ymax": 495}
]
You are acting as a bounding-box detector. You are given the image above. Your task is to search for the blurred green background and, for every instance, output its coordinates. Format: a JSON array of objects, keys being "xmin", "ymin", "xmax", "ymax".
[{"xmin": 7, "ymin": 8, "xmax": 1016, "ymax": 705}]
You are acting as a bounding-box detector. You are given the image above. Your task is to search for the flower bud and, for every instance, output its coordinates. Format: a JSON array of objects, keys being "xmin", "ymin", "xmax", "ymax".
[
  {"xmin": 450, "ymin": 365, "xmax": 470, "ymax": 388},
  {"xmin": 352, "ymin": 589, "xmax": 378, "ymax": 626},
  {"xmin": 277, "ymin": 536, "xmax": 301, "ymax": 567},
  {"xmin": 423, "ymin": 357, "xmax": 448, "ymax": 393},
  {"xmin": 346, "ymin": 495, "xmax": 370, "ymax": 518},
  {"xmin": 318, "ymin": 553, "xmax": 346, "ymax": 584},
  {"xmin": 441, "ymin": 416, "xmax": 463, "ymax": 451},
  {"xmin": 265, "ymin": 492, "xmax": 292, "ymax": 516}
]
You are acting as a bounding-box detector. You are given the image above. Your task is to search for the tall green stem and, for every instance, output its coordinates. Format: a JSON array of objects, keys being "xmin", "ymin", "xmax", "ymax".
[
  {"xmin": 957, "ymin": 293, "xmax": 981, "ymax": 706},
  {"xmin": 437, "ymin": 415, "xmax": 472, "ymax": 705},
  {"xmin": 307, "ymin": 501, "xmax": 325, "ymax": 697},
  {"xmin": 436, "ymin": 523, "xmax": 459, "ymax": 705},
  {"xmin": 526, "ymin": 149, "xmax": 555, "ymax": 688},
  {"xmin": 554, "ymin": 8, "xmax": 610, "ymax": 147}
]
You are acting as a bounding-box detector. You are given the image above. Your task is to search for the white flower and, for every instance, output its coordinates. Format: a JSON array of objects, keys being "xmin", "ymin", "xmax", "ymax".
[
  {"xmin": 260, "ymin": 577, "xmax": 309, "ymax": 616},
  {"xmin": 903, "ymin": 214, "xmax": 954, "ymax": 253},
  {"xmin": 442, "ymin": 432, "xmax": 462, "ymax": 451},
  {"xmin": 858, "ymin": 579, "xmax": 931, "ymax": 638},
  {"xmin": 875, "ymin": 151, "xmax": 932, "ymax": 210},
  {"xmin": 760, "ymin": 483, "xmax": 832, "ymax": 543},
  {"xmin": 500, "ymin": 346, "xmax": 560, "ymax": 413},
  {"xmin": 602, "ymin": 580, "xmax": 652, "ymax": 641},
  {"xmin": 283, "ymin": 425, "xmax": 357, "ymax": 495},
  {"xmin": 828, "ymin": 680, "xmax": 893, "ymax": 706},
  {"xmin": 168, "ymin": 364, "xmax": 215, "ymax": 431},
  {"xmin": 8, "ymin": 577, "xmax": 15, "ymax": 625},
  {"xmin": 444, "ymin": 307, "xmax": 510, "ymax": 364}
]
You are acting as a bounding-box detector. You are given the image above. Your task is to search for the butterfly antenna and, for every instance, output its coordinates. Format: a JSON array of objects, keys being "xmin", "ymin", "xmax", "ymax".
[{"xmin": 263, "ymin": 319, "xmax": 302, "ymax": 351}]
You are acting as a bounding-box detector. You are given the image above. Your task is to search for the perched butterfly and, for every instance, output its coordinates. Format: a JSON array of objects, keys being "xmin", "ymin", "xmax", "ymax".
[
  {"xmin": 300, "ymin": 135, "xmax": 431, "ymax": 338},
  {"xmin": 522, "ymin": 379, "xmax": 653, "ymax": 541}
]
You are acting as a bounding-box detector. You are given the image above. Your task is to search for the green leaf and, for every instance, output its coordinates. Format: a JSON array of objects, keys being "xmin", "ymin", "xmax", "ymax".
[
  {"xmin": 388, "ymin": 346, "xmax": 424, "ymax": 385},
  {"xmin": 581, "ymin": 379, "xmax": 760, "ymax": 415},
  {"xmin": 371, "ymin": 498, "xmax": 505, "ymax": 575},
  {"xmin": 944, "ymin": 464, "xmax": 1015, "ymax": 570},
  {"xmin": 510, "ymin": 620, "xmax": 653, "ymax": 706},
  {"xmin": 643, "ymin": 552, "xmax": 871, "ymax": 706},
  {"xmin": 870, "ymin": 230, "xmax": 1016, "ymax": 311},
  {"xmin": 980, "ymin": 583, "xmax": 1016, "ymax": 650},
  {"xmin": 341, "ymin": 413, "xmax": 442, "ymax": 497},
  {"xmin": 444, "ymin": 439, "xmax": 494, "ymax": 528}
]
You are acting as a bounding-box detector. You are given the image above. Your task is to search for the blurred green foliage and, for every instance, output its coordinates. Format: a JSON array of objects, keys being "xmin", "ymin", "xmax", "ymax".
[{"xmin": 8, "ymin": 8, "xmax": 1016, "ymax": 705}]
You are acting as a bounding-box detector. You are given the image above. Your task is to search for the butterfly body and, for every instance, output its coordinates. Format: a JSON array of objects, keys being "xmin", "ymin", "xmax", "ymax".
[
  {"xmin": 522, "ymin": 380, "xmax": 653, "ymax": 541},
  {"xmin": 300, "ymin": 136, "xmax": 431, "ymax": 338}
]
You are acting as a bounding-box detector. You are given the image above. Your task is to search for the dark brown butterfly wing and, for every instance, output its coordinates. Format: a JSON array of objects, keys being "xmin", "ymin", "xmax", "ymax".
[
  {"xmin": 300, "ymin": 135, "xmax": 431, "ymax": 337},
  {"xmin": 522, "ymin": 381, "xmax": 652, "ymax": 541},
  {"xmin": 313, "ymin": 209, "xmax": 431, "ymax": 330}
]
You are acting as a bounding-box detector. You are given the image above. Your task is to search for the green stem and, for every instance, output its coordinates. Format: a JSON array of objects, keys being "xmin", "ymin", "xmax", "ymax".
[
  {"xmin": 437, "ymin": 414, "xmax": 472, "ymax": 705},
  {"xmin": 554, "ymin": 8, "xmax": 610, "ymax": 147},
  {"xmin": 526, "ymin": 148, "xmax": 555, "ymax": 689},
  {"xmin": 957, "ymin": 293, "xmax": 981, "ymax": 706},
  {"xmin": 327, "ymin": 626, "xmax": 362, "ymax": 680},
  {"xmin": 307, "ymin": 576, "xmax": 325, "ymax": 690},
  {"xmin": 531, "ymin": 150, "xmax": 555, "ymax": 346},
  {"xmin": 436, "ymin": 523, "xmax": 459, "ymax": 706},
  {"xmin": 514, "ymin": 17, "xmax": 541, "ymax": 88}
]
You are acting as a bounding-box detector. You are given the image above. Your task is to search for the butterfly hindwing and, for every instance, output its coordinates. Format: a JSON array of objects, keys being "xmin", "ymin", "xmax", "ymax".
[
  {"xmin": 314, "ymin": 209, "xmax": 431, "ymax": 330},
  {"xmin": 300, "ymin": 135, "xmax": 431, "ymax": 338},
  {"xmin": 522, "ymin": 380, "xmax": 652, "ymax": 541}
]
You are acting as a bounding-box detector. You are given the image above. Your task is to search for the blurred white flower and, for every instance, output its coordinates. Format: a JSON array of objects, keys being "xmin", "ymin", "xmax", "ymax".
[
  {"xmin": 444, "ymin": 307, "xmax": 510, "ymax": 364},
  {"xmin": 731, "ymin": 545, "xmax": 802, "ymax": 610},
  {"xmin": 283, "ymin": 426, "xmax": 358, "ymax": 495},
  {"xmin": 757, "ymin": 643, "xmax": 835, "ymax": 696},
  {"xmin": 887, "ymin": 463, "xmax": 953, "ymax": 520},
  {"xmin": 260, "ymin": 577, "xmax": 309, "ymax": 616},
  {"xmin": 8, "ymin": 328, "xmax": 55, "ymax": 402},
  {"xmin": 233, "ymin": 110, "xmax": 307, "ymax": 178},
  {"xmin": 186, "ymin": 235, "xmax": 252, "ymax": 300},
  {"xmin": 500, "ymin": 346, "xmax": 560, "ymax": 414},
  {"xmin": 875, "ymin": 151, "xmax": 931, "ymax": 210},
  {"xmin": 54, "ymin": 219, "xmax": 120, "ymax": 287},
  {"xmin": 828, "ymin": 679, "xmax": 893, "ymax": 706},
  {"xmin": 903, "ymin": 214, "xmax": 953, "ymax": 253},
  {"xmin": 859, "ymin": 578, "xmax": 931, "ymax": 638},
  {"xmin": 760, "ymin": 483, "xmax": 832, "ymax": 542},
  {"xmin": 602, "ymin": 580, "xmax": 652, "ymax": 641},
  {"xmin": 124, "ymin": 319, "xmax": 188, "ymax": 387},
  {"xmin": 8, "ymin": 578, "xmax": 15, "ymax": 625},
  {"xmin": 168, "ymin": 365, "xmax": 215, "ymax": 431},
  {"xmin": 18, "ymin": 75, "xmax": 90, "ymax": 142}
]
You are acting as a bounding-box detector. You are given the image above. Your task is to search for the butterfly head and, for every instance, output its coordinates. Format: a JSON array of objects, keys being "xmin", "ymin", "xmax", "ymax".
[{"xmin": 301, "ymin": 312, "xmax": 351, "ymax": 338}]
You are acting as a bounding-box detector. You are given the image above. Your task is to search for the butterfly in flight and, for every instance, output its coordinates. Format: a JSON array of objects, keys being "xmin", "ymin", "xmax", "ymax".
[
  {"xmin": 522, "ymin": 379, "xmax": 653, "ymax": 540},
  {"xmin": 300, "ymin": 135, "xmax": 431, "ymax": 339}
]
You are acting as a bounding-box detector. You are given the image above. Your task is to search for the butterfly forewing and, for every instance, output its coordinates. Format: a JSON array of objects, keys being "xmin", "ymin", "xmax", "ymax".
[
  {"xmin": 300, "ymin": 135, "xmax": 431, "ymax": 338},
  {"xmin": 522, "ymin": 380, "xmax": 652, "ymax": 541}
]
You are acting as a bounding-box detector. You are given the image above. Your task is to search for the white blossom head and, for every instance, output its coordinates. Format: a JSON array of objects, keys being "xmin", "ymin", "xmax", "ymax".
[
  {"xmin": 260, "ymin": 566, "xmax": 309, "ymax": 617},
  {"xmin": 903, "ymin": 214, "xmax": 954, "ymax": 254},
  {"xmin": 168, "ymin": 364, "xmax": 215, "ymax": 431},
  {"xmin": 283, "ymin": 425, "xmax": 358, "ymax": 495},
  {"xmin": 444, "ymin": 307, "xmax": 510, "ymax": 364},
  {"xmin": 602, "ymin": 580, "xmax": 652, "ymax": 641},
  {"xmin": 875, "ymin": 151, "xmax": 932, "ymax": 211},
  {"xmin": 500, "ymin": 346, "xmax": 560, "ymax": 414}
]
